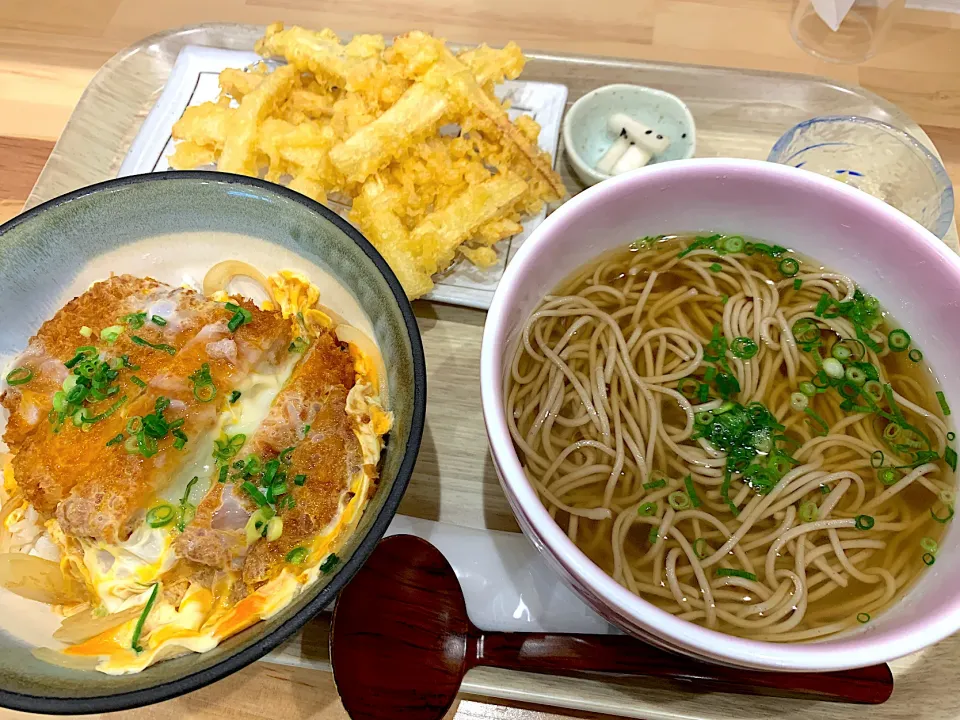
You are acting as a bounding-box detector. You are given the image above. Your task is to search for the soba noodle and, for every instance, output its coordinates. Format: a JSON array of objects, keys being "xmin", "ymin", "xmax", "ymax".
[{"xmin": 507, "ymin": 234, "xmax": 955, "ymax": 641}]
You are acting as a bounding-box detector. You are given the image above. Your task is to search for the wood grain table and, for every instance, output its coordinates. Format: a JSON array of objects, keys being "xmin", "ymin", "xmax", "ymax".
[{"xmin": 1, "ymin": 1, "xmax": 959, "ymax": 718}]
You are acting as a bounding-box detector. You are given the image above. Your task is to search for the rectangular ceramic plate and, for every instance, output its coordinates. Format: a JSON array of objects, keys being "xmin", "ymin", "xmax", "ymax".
[{"xmin": 24, "ymin": 22, "xmax": 960, "ymax": 719}]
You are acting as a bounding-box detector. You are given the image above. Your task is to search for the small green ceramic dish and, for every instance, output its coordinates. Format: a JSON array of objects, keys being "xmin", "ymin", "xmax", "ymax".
[{"xmin": 0, "ymin": 172, "xmax": 426, "ymax": 714}]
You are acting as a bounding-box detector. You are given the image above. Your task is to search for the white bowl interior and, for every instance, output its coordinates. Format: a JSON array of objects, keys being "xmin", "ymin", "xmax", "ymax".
[{"xmin": 482, "ymin": 159, "xmax": 960, "ymax": 671}]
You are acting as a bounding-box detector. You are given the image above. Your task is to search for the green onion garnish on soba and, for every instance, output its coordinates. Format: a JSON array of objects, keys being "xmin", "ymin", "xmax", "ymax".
[
  {"xmin": 286, "ymin": 547, "xmax": 309, "ymax": 565},
  {"xmin": 731, "ymin": 337, "xmax": 758, "ymax": 359},
  {"xmin": 878, "ymin": 467, "xmax": 900, "ymax": 486},
  {"xmin": 870, "ymin": 450, "xmax": 884, "ymax": 468},
  {"xmin": 715, "ymin": 568, "xmax": 757, "ymax": 581},
  {"xmin": 798, "ymin": 501, "xmax": 818, "ymax": 523},
  {"xmin": 146, "ymin": 504, "xmax": 176, "ymax": 528},
  {"xmin": 792, "ymin": 318, "xmax": 820, "ymax": 346},
  {"xmin": 857, "ymin": 613, "xmax": 870, "ymax": 624},
  {"xmin": 920, "ymin": 537, "xmax": 939, "ymax": 555},
  {"xmin": 922, "ymin": 552, "xmax": 936, "ymax": 566},
  {"xmin": 709, "ymin": 263, "xmax": 722, "ymax": 273},
  {"xmin": 845, "ymin": 366, "xmax": 867, "ymax": 386},
  {"xmin": 790, "ymin": 392, "xmax": 808, "ymax": 412},
  {"xmin": 131, "ymin": 335, "xmax": 176, "ymax": 355},
  {"xmin": 909, "ymin": 348, "xmax": 923, "ymax": 362},
  {"xmin": 855, "ymin": 514, "xmax": 875, "ymax": 530},
  {"xmin": 131, "ymin": 583, "xmax": 160, "ymax": 653},
  {"xmin": 684, "ymin": 475, "xmax": 701, "ymax": 508},
  {"xmin": 949, "ymin": 431, "xmax": 957, "ymax": 442},
  {"xmin": 804, "ymin": 407, "xmax": 829, "ymax": 436},
  {"xmin": 5, "ymin": 367, "xmax": 34, "ymax": 386},
  {"xmin": 677, "ymin": 378, "xmax": 699, "ymax": 399},
  {"xmin": 189, "ymin": 363, "xmax": 216, "ymax": 403},
  {"xmin": 798, "ymin": 381, "xmax": 817, "ymax": 397},
  {"xmin": 643, "ymin": 478, "xmax": 666, "ymax": 490},
  {"xmin": 822, "ymin": 358, "xmax": 844, "ymax": 379},
  {"xmin": 945, "ymin": 446, "xmax": 958, "ymax": 472},
  {"xmin": 814, "ymin": 293, "xmax": 833, "ymax": 317},
  {"xmin": 778, "ymin": 257, "xmax": 800, "ymax": 277},
  {"xmin": 937, "ymin": 391, "xmax": 951, "ymax": 416},
  {"xmin": 638, "ymin": 502, "xmax": 657, "ymax": 517},
  {"xmin": 693, "ymin": 538, "xmax": 708, "ymax": 559},
  {"xmin": 793, "ymin": 278, "xmax": 802, "ymax": 291},
  {"xmin": 666, "ymin": 489, "xmax": 688, "ymax": 510},
  {"xmin": 888, "ymin": 329, "xmax": 910, "ymax": 352},
  {"xmin": 648, "ymin": 526, "xmax": 659, "ymax": 543}
]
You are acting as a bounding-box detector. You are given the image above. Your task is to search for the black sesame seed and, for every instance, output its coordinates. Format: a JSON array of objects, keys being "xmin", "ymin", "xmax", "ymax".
[
  {"xmin": 681, "ymin": 133, "xmax": 687, "ymax": 138},
  {"xmin": 619, "ymin": 128, "xmax": 627, "ymax": 137},
  {"xmin": 656, "ymin": 134, "xmax": 663, "ymax": 139},
  {"xmin": 644, "ymin": 129, "xmax": 652, "ymax": 135}
]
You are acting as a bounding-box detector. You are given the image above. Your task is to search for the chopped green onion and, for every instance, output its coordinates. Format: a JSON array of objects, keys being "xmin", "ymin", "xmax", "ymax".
[
  {"xmin": 798, "ymin": 381, "xmax": 817, "ymax": 397},
  {"xmin": 791, "ymin": 318, "xmax": 820, "ymax": 345},
  {"xmin": 909, "ymin": 348, "xmax": 923, "ymax": 362},
  {"xmin": 131, "ymin": 583, "xmax": 160, "ymax": 653},
  {"xmin": 922, "ymin": 552, "xmax": 936, "ymax": 566},
  {"xmin": 793, "ymin": 278, "xmax": 803, "ymax": 291},
  {"xmin": 638, "ymin": 502, "xmax": 657, "ymax": 517},
  {"xmin": 693, "ymin": 538, "xmax": 708, "ymax": 559},
  {"xmin": 643, "ymin": 478, "xmax": 667, "ymax": 490},
  {"xmin": 888, "ymin": 329, "xmax": 910, "ymax": 352},
  {"xmin": 822, "ymin": 358, "xmax": 844, "ymax": 379},
  {"xmin": 213, "ymin": 434, "xmax": 246, "ymax": 463},
  {"xmin": 79, "ymin": 326, "xmax": 92, "ymax": 338},
  {"xmin": 695, "ymin": 411, "xmax": 714, "ymax": 426},
  {"xmin": 677, "ymin": 378, "xmax": 699, "ymax": 400},
  {"xmin": 937, "ymin": 391, "xmax": 951, "ymax": 417},
  {"xmin": 932, "ymin": 506, "xmax": 955, "ymax": 523},
  {"xmin": 319, "ymin": 554, "xmax": 340, "ymax": 573},
  {"xmin": 731, "ymin": 337, "xmax": 758, "ymax": 359},
  {"xmin": 106, "ymin": 433, "xmax": 124, "ymax": 447},
  {"xmin": 715, "ymin": 568, "xmax": 757, "ymax": 581},
  {"xmin": 857, "ymin": 612, "xmax": 870, "ymax": 624},
  {"xmin": 100, "ymin": 325, "xmax": 124, "ymax": 343},
  {"xmin": 218, "ymin": 465, "xmax": 229, "ymax": 483},
  {"xmin": 845, "ymin": 366, "xmax": 867, "ymax": 386},
  {"xmin": 683, "ymin": 475, "xmax": 701, "ymax": 508},
  {"xmin": 146, "ymin": 504, "xmax": 176, "ymax": 528},
  {"xmin": 286, "ymin": 547, "xmax": 309, "ymax": 564},
  {"xmin": 855, "ymin": 514, "xmax": 875, "ymax": 530},
  {"xmin": 863, "ymin": 380, "xmax": 883, "ymax": 403},
  {"xmin": 832, "ymin": 344, "xmax": 852, "ymax": 362},
  {"xmin": 778, "ymin": 257, "xmax": 800, "ymax": 277},
  {"xmin": 245, "ymin": 507, "xmax": 276, "ymax": 544},
  {"xmin": 151, "ymin": 315, "xmax": 167, "ymax": 326},
  {"xmin": 814, "ymin": 293, "xmax": 833, "ymax": 317},
  {"xmin": 720, "ymin": 294, "xmax": 729, "ymax": 305},
  {"xmin": 820, "ymin": 484, "xmax": 831, "ymax": 495},
  {"xmin": 189, "ymin": 363, "xmax": 217, "ymax": 403},
  {"xmin": 265, "ymin": 516, "xmax": 284, "ymax": 542},
  {"xmin": 293, "ymin": 474, "xmax": 307, "ymax": 487},
  {"xmin": 870, "ymin": 450, "xmax": 884, "ymax": 468},
  {"xmin": 920, "ymin": 537, "xmax": 939, "ymax": 555},
  {"xmin": 945, "ymin": 446, "xmax": 958, "ymax": 472},
  {"xmin": 131, "ymin": 335, "xmax": 176, "ymax": 355},
  {"xmin": 709, "ymin": 263, "xmax": 722, "ymax": 273},
  {"xmin": 276, "ymin": 495, "xmax": 297, "ymax": 511},
  {"xmin": 241, "ymin": 481, "xmax": 269, "ymax": 507},
  {"xmin": 941, "ymin": 490, "xmax": 955, "ymax": 506},
  {"xmin": 804, "ymin": 407, "xmax": 829, "ymax": 436},
  {"xmin": 229, "ymin": 390, "xmax": 241, "ymax": 403},
  {"xmin": 279, "ymin": 447, "xmax": 295, "ymax": 464},
  {"xmin": 130, "ymin": 375, "xmax": 147, "ymax": 388},
  {"xmin": 697, "ymin": 383, "xmax": 709, "ymax": 403},
  {"xmin": 722, "ymin": 236, "xmax": 745, "ymax": 253},
  {"xmin": 949, "ymin": 431, "xmax": 956, "ymax": 442},
  {"xmin": 798, "ymin": 501, "xmax": 818, "ymax": 523},
  {"xmin": 790, "ymin": 392, "xmax": 808, "ymax": 412},
  {"xmin": 5, "ymin": 367, "xmax": 33, "ymax": 386},
  {"xmin": 172, "ymin": 429, "xmax": 188, "ymax": 450},
  {"xmin": 878, "ymin": 467, "xmax": 900, "ymax": 486}
]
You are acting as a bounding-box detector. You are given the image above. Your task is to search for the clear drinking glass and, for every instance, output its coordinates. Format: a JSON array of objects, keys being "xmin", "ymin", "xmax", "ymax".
[
  {"xmin": 790, "ymin": 0, "xmax": 905, "ymax": 63},
  {"xmin": 768, "ymin": 115, "xmax": 955, "ymax": 240}
]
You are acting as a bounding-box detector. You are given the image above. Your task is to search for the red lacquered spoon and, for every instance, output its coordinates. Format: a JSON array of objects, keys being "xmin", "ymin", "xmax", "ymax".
[{"xmin": 330, "ymin": 535, "xmax": 893, "ymax": 720}]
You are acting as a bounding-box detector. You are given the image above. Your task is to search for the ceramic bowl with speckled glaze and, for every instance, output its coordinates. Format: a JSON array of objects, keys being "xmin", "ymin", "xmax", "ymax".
[
  {"xmin": 562, "ymin": 84, "xmax": 696, "ymax": 187},
  {"xmin": 0, "ymin": 172, "xmax": 426, "ymax": 713}
]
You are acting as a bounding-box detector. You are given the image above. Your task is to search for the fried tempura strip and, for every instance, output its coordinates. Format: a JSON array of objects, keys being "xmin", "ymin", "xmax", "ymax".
[
  {"xmin": 218, "ymin": 64, "xmax": 298, "ymax": 176},
  {"xmin": 255, "ymin": 23, "xmax": 350, "ymax": 85},
  {"xmin": 411, "ymin": 171, "xmax": 528, "ymax": 272},
  {"xmin": 328, "ymin": 82, "xmax": 449, "ymax": 182}
]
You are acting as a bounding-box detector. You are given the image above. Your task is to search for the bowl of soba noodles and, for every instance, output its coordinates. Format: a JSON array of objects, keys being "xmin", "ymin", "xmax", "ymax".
[{"xmin": 480, "ymin": 157, "xmax": 960, "ymax": 672}]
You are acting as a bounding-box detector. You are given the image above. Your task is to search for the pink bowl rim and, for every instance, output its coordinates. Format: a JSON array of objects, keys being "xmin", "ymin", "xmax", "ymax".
[{"xmin": 479, "ymin": 157, "xmax": 960, "ymax": 671}]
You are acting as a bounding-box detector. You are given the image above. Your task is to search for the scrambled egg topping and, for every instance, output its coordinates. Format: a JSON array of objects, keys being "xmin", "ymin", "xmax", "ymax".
[{"xmin": 0, "ymin": 272, "xmax": 391, "ymax": 674}]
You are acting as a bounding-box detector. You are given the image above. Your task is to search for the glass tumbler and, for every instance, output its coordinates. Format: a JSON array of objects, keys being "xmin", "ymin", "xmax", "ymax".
[
  {"xmin": 790, "ymin": 0, "xmax": 905, "ymax": 63},
  {"xmin": 768, "ymin": 115, "xmax": 955, "ymax": 241}
]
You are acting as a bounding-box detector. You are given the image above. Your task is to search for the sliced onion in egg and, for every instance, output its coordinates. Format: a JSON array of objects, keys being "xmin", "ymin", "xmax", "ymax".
[
  {"xmin": 53, "ymin": 605, "xmax": 142, "ymax": 645},
  {"xmin": 203, "ymin": 261, "xmax": 271, "ymax": 300},
  {"xmin": 0, "ymin": 553, "xmax": 84, "ymax": 604},
  {"xmin": 32, "ymin": 647, "xmax": 102, "ymax": 670}
]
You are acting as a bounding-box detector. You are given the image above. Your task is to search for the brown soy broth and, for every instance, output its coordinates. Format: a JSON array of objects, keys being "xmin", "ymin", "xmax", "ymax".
[{"xmin": 514, "ymin": 233, "xmax": 955, "ymax": 640}]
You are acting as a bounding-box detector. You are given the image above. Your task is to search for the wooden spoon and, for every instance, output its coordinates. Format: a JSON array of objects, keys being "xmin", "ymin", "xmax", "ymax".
[{"xmin": 330, "ymin": 535, "xmax": 893, "ymax": 720}]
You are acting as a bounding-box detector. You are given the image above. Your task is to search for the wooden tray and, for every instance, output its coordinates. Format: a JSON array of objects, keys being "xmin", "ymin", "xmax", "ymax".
[{"xmin": 24, "ymin": 22, "xmax": 960, "ymax": 719}]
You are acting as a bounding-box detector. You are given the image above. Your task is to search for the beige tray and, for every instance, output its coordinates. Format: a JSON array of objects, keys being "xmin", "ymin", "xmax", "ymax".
[{"xmin": 25, "ymin": 22, "xmax": 960, "ymax": 719}]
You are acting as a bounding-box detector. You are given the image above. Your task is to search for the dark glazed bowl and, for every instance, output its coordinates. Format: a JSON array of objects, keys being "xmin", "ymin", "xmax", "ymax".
[{"xmin": 0, "ymin": 172, "xmax": 426, "ymax": 713}]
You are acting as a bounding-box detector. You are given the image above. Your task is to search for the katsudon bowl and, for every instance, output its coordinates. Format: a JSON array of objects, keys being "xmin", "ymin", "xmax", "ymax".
[{"xmin": 0, "ymin": 172, "xmax": 426, "ymax": 713}]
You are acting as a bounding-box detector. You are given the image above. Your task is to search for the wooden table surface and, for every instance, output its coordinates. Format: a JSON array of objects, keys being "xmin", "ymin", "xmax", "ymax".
[{"xmin": 1, "ymin": 1, "xmax": 960, "ymax": 718}]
